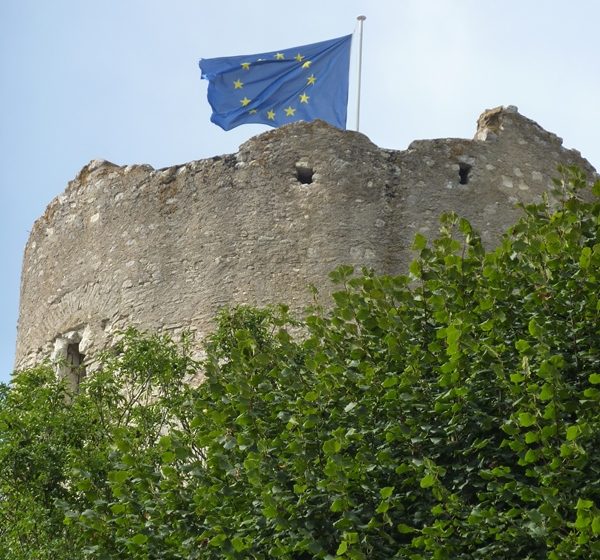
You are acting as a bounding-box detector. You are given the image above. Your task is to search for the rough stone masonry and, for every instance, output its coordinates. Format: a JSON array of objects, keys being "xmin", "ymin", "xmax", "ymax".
[{"xmin": 15, "ymin": 106, "xmax": 597, "ymax": 375}]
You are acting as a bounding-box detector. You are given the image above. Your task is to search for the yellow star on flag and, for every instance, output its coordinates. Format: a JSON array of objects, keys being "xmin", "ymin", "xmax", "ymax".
[
  {"xmin": 307, "ymin": 74, "xmax": 316, "ymax": 85},
  {"xmin": 240, "ymin": 97, "xmax": 251, "ymax": 106},
  {"xmin": 299, "ymin": 93, "xmax": 310, "ymax": 104},
  {"xmin": 267, "ymin": 109, "xmax": 276, "ymax": 120},
  {"xmin": 284, "ymin": 106, "xmax": 296, "ymax": 116},
  {"xmin": 302, "ymin": 61, "xmax": 312, "ymax": 69},
  {"xmin": 274, "ymin": 53, "xmax": 285, "ymax": 59},
  {"xmin": 241, "ymin": 62, "xmax": 251, "ymax": 70},
  {"xmin": 233, "ymin": 79, "xmax": 243, "ymax": 89},
  {"xmin": 249, "ymin": 109, "xmax": 258, "ymax": 114},
  {"xmin": 294, "ymin": 53, "xmax": 305, "ymax": 62}
]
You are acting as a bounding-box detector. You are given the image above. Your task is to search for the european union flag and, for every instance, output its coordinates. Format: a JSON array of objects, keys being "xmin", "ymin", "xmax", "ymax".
[{"xmin": 199, "ymin": 35, "xmax": 352, "ymax": 131}]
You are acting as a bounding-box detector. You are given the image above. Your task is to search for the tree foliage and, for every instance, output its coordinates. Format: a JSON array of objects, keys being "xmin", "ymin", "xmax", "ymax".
[{"xmin": 1, "ymin": 167, "xmax": 599, "ymax": 558}]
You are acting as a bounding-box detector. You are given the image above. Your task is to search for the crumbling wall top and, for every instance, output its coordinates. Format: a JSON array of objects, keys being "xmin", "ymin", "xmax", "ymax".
[{"xmin": 15, "ymin": 107, "xmax": 597, "ymax": 371}]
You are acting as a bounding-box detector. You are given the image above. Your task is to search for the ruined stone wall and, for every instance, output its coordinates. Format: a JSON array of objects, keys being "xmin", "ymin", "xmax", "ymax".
[{"xmin": 15, "ymin": 106, "xmax": 597, "ymax": 369}]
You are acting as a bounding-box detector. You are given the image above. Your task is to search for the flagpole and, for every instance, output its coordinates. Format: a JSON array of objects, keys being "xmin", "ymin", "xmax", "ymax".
[{"xmin": 355, "ymin": 15, "xmax": 366, "ymax": 132}]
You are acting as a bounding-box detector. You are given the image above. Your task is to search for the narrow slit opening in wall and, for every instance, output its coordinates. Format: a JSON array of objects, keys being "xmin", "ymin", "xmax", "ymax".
[
  {"xmin": 295, "ymin": 164, "xmax": 314, "ymax": 185},
  {"xmin": 67, "ymin": 342, "xmax": 86, "ymax": 388},
  {"xmin": 459, "ymin": 162, "xmax": 472, "ymax": 185}
]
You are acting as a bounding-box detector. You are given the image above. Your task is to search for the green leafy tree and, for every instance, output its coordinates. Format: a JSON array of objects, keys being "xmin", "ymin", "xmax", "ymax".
[
  {"xmin": 0, "ymin": 330, "xmax": 198, "ymax": 559},
  {"xmin": 0, "ymin": 366, "xmax": 86, "ymax": 559}
]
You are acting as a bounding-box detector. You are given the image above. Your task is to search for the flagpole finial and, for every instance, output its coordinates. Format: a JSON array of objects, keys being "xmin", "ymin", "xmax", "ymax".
[{"xmin": 357, "ymin": 15, "xmax": 366, "ymax": 21}]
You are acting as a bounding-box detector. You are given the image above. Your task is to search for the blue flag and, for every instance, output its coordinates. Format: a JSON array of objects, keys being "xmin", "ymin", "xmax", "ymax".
[{"xmin": 199, "ymin": 34, "xmax": 352, "ymax": 131}]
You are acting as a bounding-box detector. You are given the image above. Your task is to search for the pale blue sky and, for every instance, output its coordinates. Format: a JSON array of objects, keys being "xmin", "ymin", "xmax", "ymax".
[{"xmin": 1, "ymin": 0, "xmax": 599, "ymax": 383}]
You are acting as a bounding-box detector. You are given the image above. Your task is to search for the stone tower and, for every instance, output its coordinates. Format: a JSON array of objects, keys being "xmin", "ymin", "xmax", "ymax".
[{"xmin": 15, "ymin": 106, "xmax": 597, "ymax": 376}]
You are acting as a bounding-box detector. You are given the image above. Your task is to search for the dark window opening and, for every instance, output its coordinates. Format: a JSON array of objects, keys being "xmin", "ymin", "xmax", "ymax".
[
  {"xmin": 459, "ymin": 162, "xmax": 472, "ymax": 185},
  {"xmin": 384, "ymin": 182, "xmax": 396, "ymax": 199},
  {"xmin": 67, "ymin": 343, "xmax": 86, "ymax": 387},
  {"xmin": 296, "ymin": 164, "xmax": 314, "ymax": 185}
]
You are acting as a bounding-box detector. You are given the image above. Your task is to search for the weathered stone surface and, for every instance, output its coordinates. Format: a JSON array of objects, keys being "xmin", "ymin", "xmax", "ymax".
[{"xmin": 15, "ymin": 106, "xmax": 597, "ymax": 369}]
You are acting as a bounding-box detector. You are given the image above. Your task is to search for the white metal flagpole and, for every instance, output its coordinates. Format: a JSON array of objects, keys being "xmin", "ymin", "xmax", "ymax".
[{"xmin": 355, "ymin": 15, "xmax": 366, "ymax": 132}]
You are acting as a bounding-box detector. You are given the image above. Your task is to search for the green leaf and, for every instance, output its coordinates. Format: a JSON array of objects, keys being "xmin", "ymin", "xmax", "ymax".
[
  {"xmin": 420, "ymin": 474, "xmax": 436, "ymax": 488},
  {"xmin": 579, "ymin": 246, "xmax": 592, "ymax": 269},
  {"xmin": 525, "ymin": 431, "xmax": 539, "ymax": 444},
  {"xmin": 409, "ymin": 260, "xmax": 421, "ymax": 278},
  {"xmin": 158, "ymin": 435, "xmax": 172, "ymax": 450},
  {"xmin": 576, "ymin": 498, "xmax": 594, "ymax": 510},
  {"xmin": 528, "ymin": 318, "xmax": 542, "ymax": 338},
  {"xmin": 589, "ymin": 373, "xmax": 600, "ymax": 384},
  {"xmin": 323, "ymin": 439, "xmax": 342, "ymax": 455},
  {"xmin": 263, "ymin": 504, "xmax": 277, "ymax": 519},
  {"xmin": 566, "ymin": 425, "xmax": 580, "ymax": 441},
  {"xmin": 382, "ymin": 376, "xmax": 398, "ymax": 388},
  {"xmin": 110, "ymin": 503, "xmax": 127, "ymax": 514},
  {"xmin": 446, "ymin": 324, "xmax": 461, "ymax": 346},
  {"xmin": 329, "ymin": 265, "xmax": 354, "ymax": 284},
  {"xmin": 235, "ymin": 412, "xmax": 251, "ymax": 426},
  {"xmin": 380, "ymin": 486, "xmax": 394, "ymax": 499},
  {"xmin": 480, "ymin": 319, "xmax": 494, "ymax": 332},
  {"xmin": 539, "ymin": 383, "xmax": 553, "ymax": 401},
  {"xmin": 397, "ymin": 523, "xmax": 415, "ymax": 534},
  {"xmin": 542, "ymin": 424, "xmax": 557, "ymax": 439},
  {"xmin": 560, "ymin": 443, "xmax": 573, "ymax": 458},
  {"xmin": 346, "ymin": 532, "xmax": 359, "ymax": 544},
  {"xmin": 458, "ymin": 217, "xmax": 473, "ymax": 234},
  {"xmin": 574, "ymin": 514, "xmax": 591, "ymax": 529},
  {"xmin": 412, "ymin": 233, "xmax": 427, "ymax": 251},
  {"xmin": 232, "ymin": 536, "xmax": 246, "ymax": 552},
  {"xmin": 543, "ymin": 402, "xmax": 557, "ymax": 420},
  {"xmin": 129, "ymin": 533, "xmax": 148, "ymax": 546},
  {"xmin": 330, "ymin": 498, "xmax": 344, "ymax": 512},
  {"xmin": 293, "ymin": 483, "xmax": 307, "ymax": 494},
  {"xmin": 518, "ymin": 412, "xmax": 537, "ymax": 427},
  {"xmin": 209, "ymin": 533, "xmax": 227, "ymax": 546},
  {"xmin": 524, "ymin": 449, "xmax": 537, "ymax": 463},
  {"xmin": 490, "ymin": 466, "xmax": 508, "ymax": 476},
  {"xmin": 161, "ymin": 451, "xmax": 176, "ymax": 463},
  {"xmin": 108, "ymin": 470, "xmax": 130, "ymax": 484},
  {"xmin": 376, "ymin": 501, "xmax": 390, "ymax": 513},
  {"xmin": 336, "ymin": 540, "xmax": 348, "ymax": 555}
]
